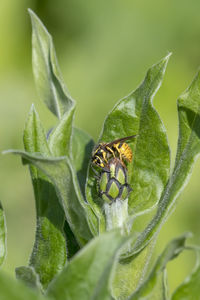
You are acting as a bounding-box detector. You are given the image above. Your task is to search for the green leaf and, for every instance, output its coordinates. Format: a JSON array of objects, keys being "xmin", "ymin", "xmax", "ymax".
[
  {"xmin": 86, "ymin": 54, "xmax": 171, "ymax": 231},
  {"xmin": 129, "ymin": 234, "xmax": 189, "ymax": 300},
  {"xmin": 145, "ymin": 270, "xmax": 169, "ymax": 300},
  {"xmin": 7, "ymin": 150, "xmax": 93, "ymax": 245},
  {"xmin": 28, "ymin": 9, "xmax": 74, "ymax": 119},
  {"xmin": 47, "ymin": 118, "xmax": 98, "ymax": 236},
  {"xmin": 162, "ymin": 269, "xmax": 169, "ymax": 300},
  {"xmin": 137, "ymin": 270, "xmax": 169, "ymax": 300},
  {"xmin": 15, "ymin": 266, "xmax": 42, "ymax": 290},
  {"xmin": 48, "ymin": 108, "xmax": 75, "ymax": 156},
  {"xmin": 23, "ymin": 106, "xmax": 67, "ymax": 290},
  {"xmin": 129, "ymin": 270, "xmax": 168, "ymax": 300},
  {"xmin": 172, "ymin": 250, "xmax": 200, "ymax": 300},
  {"xmin": 71, "ymin": 127, "xmax": 95, "ymax": 199},
  {"xmin": 23, "ymin": 105, "xmax": 50, "ymax": 155},
  {"xmin": 64, "ymin": 221, "xmax": 80, "ymax": 259},
  {"xmin": 112, "ymin": 240, "xmax": 155, "ymax": 299},
  {"xmin": 47, "ymin": 230, "xmax": 126, "ymax": 300},
  {"xmin": 0, "ymin": 202, "xmax": 6, "ymax": 267},
  {"xmin": 127, "ymin": 70, "xmax": 200, "ymax": 259},
  {"xmin": 0, "ymin": 270, "xmax": 48, "ymax": 300},
  {"xmin": 71, "ymin": 127, "xmax": 99, "ymax": 236},
  {"xmin": 46, "ymin": 106, "xmax": 98, "ymax": 237}
]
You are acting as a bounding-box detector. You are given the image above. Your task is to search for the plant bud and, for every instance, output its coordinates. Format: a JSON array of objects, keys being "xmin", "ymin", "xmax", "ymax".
[{"xmin": 98, "ymin": 158, "xmax": 132, "ymax": 203}]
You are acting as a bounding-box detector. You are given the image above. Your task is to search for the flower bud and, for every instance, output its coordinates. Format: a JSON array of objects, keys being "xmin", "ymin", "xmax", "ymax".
[{"xmin": 98, "ymin": 158, "xmax": 132, "ymax": 204}]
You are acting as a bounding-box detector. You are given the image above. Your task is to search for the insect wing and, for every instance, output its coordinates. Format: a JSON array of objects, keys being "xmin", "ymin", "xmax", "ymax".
[{"xmin": 105, "ymin": 134, "xmax": 138, "ymax": 147}]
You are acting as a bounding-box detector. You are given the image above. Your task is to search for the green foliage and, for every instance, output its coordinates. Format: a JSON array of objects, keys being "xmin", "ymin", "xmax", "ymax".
[
  {"xmin": 127, "ymin": 68, "xmax": 200, "ymax": 259},
  {"xmin": 2, "ymin": 8, "xmax": 200, "ymax": 300},
  {"xmin": 29, "ymin": 9, "xmax": 74, "ymax": 119},
  {"xmin": 47, "ymin": 230, "xmax": 126, "ymax": 300},
  {"xmin": 172, "ymin": 249, "xmax": 200, "ymax": 300},
  {"xmin": 87, "ymin": 53, "xmax": 171, "ymax": 215},
  {"xmin": 129, "ymin": 233, "xmax": 189, "ymax": 299},
  {"xmin": 0, "ymin": 270, "xmax": 47, "ymax": 300},
  {"xmin": 23, "ymin": 106, "xmax": 67, "ymax": 290},
  {"xmin": 86, "ymin": 54, "xmax": 171, "ymax": 236},
  {"xmin": 15, "ymin": 266, "xmax": 42, "ymax": 290},
  {"xmin": 71, "ymin": 127, "xmax": 95, "ymax": 198},
  {"xmin": 0, "ymin": 202, "xmax": 6, "ymax": 267}
]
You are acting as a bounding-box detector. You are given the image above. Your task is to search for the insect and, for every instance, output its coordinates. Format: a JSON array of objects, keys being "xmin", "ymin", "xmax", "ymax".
[{"xmin": 92, "ymin": 134, "xmax": 137, "ymax": 169}]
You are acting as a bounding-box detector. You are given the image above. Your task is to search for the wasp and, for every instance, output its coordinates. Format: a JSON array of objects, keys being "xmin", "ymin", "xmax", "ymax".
[{"xmin": 92, "ymin": 135, "xmax": 137, "ymax": 169}]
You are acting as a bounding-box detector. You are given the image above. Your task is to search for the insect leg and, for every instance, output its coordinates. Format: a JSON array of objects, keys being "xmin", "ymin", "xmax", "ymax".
[
  {"xmin": 102, "ymin": 151, "xmax": 108, "ymax": 163},
  {"xmin": 106, "ymin": 146, "xmax": 115, "ymax": 157},
  {"xmin": 114, "ymin": 143, "xmax": 123, "ymax": 160},
  {"xmin": 91, "ymin": 165, "xmax": 100, "ymax": 179}
]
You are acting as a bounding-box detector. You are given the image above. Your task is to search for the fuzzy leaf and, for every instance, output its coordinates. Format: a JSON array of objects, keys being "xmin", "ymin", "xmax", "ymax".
[
  {"xmin": 47, "ymin": 116, "xmax": 97, "ymax": 238},
  {"xmin": 162, "ymin": 270, "xmax": 169, "ymax": 300},
  {"xmin": 0, "ymin": 202, "xmax": 6, "ymax": 267},
  {"xmin": 172, "ymin": 250, "xmax": 200, "ymax": 300},
  {"xmin": 29, "ymin": 9, "xmax": 74, "ymax": 119},
  {"xmin": 86, "ymin": 54, "xmax": 171, "ymax": 231},
  {"xmin": 28, "ymin": 8, "xmax": 98, "ymax": 240},
  {"xmin": 146, "ymin": 270, "xmax": 169, "ymax": 300},
  {"xmin": 63, "ymin": 221, "xmax": 80, "ymax": 259},
  {"xmin": 0, "ymin": 270, "xmax": 48, "ymax": 300},
  {"xmin": 112, "ymin": 240, "xmax": 155, "ymax": 299},
  {"xmin": 48, "ymin": 120, "xmax": 97, "ymax": 231},
  {"xmin": 129, "ymin": 234, "xmax": 189, "ymax": 299},
  {"xmin": 48, "ymin": 108, "xmax": 75, "ymax": 156},
  {"xmin": 130, "ymin": 271, "xmax": 168, "ymax": 300},
  {"xmin": 47, "ymin": 230, "xmax": 126, "ymax": 300},
  {"xmin": 23, "ymin": 106, "xmax": 67, "ymax": 290},
  {"xmin": 72, "ymin": 127, "xmax": 95, "ymax": 198},
  {"xmin": 7, "ymin": 150, "xmax": 93, "ymax": 245},
  {"xmin": 71, "ymin": 127, "xmax": 99, "ymax": 236},
  {"xmin": 15, "ymin": 266, "xmax": 42, "ymax": 290},
  {"xmin": 127, "ymin": 70, "xmax": 200, "ymax": 259}
]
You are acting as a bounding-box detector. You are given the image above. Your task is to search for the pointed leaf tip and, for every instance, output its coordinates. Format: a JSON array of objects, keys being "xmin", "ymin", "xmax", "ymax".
[
  {"xmin": 29, "ymin": 8, "xmax": 74, "ymax": 118},
  {"xmin": 29, "ymin": 103, "xmax": 37, "ymax": 115},
  {"xmin": 150, "ymin": 53, "xmax": 171, "ymax": 75},
  {"xmin": 165, "ymin": 52, "xmax": 172, "ymax": 60},
  {"xmin": 161, "ymin": 52, "xmax": 172, "ymax": 64},
  {"xmin": 27, "ymin": 8, "xmax": 33, "ymax": 14}
]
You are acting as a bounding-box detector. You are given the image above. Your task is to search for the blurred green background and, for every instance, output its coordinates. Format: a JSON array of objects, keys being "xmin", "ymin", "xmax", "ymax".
[{"xmin": 1, "ymin": 0, "xmax": 200, "ymax": 294}]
